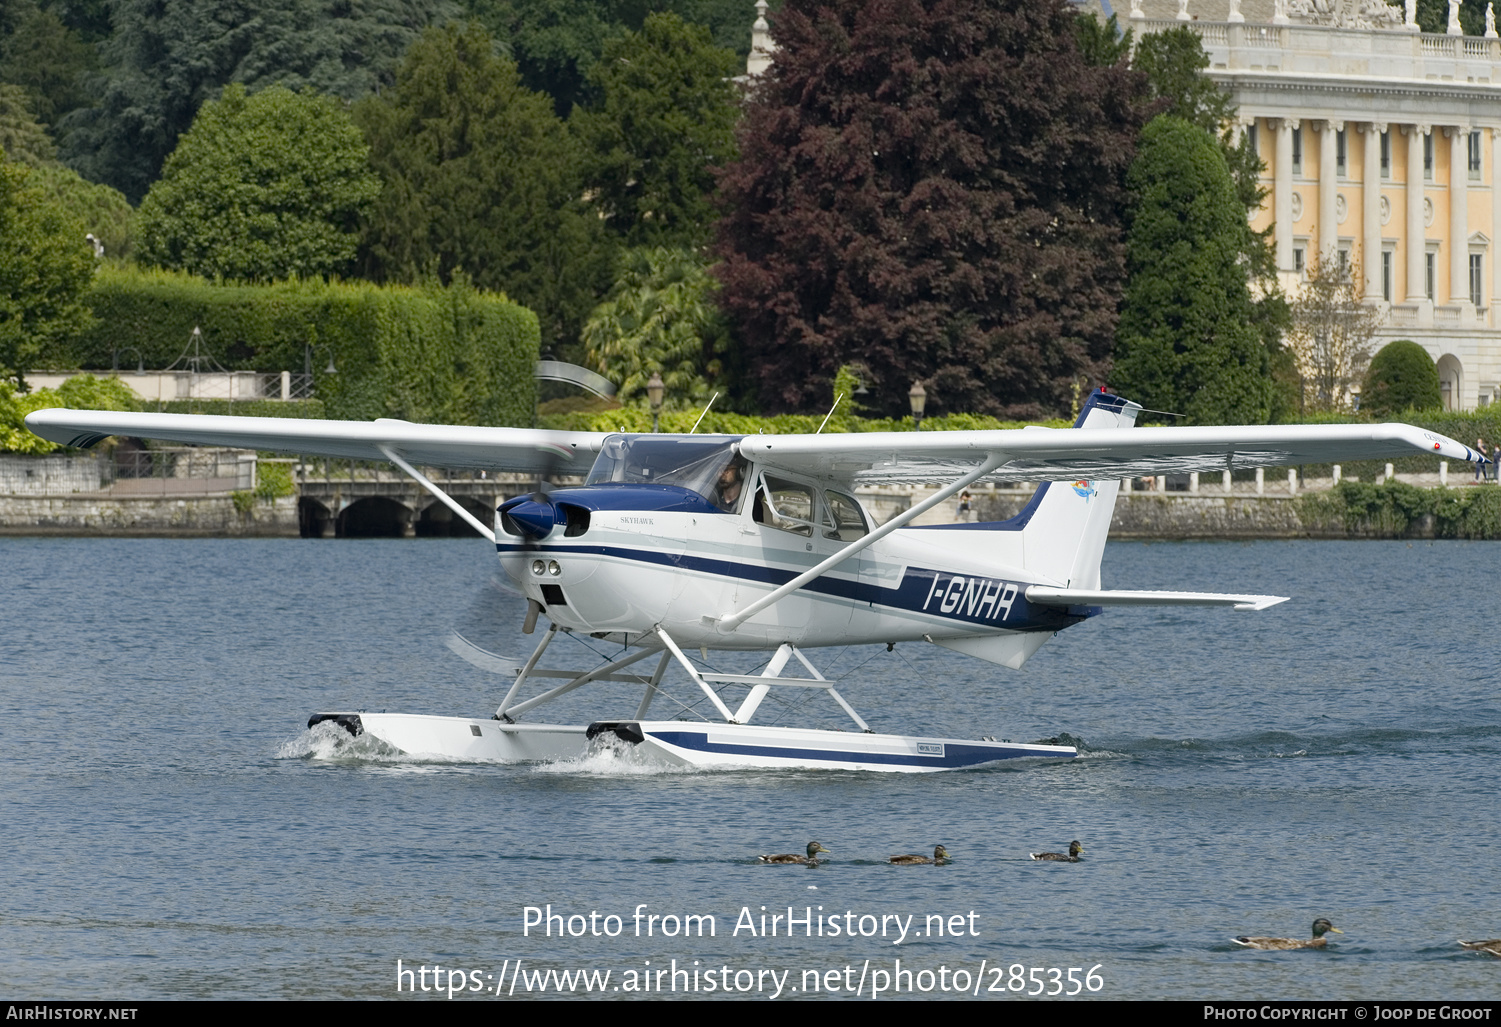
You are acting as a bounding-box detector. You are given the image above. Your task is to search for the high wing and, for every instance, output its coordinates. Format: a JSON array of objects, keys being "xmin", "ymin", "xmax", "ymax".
[
  {"xmin": 23, "ymin": 409, "xmax": 608, "ymax": 475},
  {"xmin": 24, "ymin": 397, "xmax": 1477, "ymax": 481},
  {"xmin": 738, "ymin": 418, "xmax": 1481, "ymax": 484}
]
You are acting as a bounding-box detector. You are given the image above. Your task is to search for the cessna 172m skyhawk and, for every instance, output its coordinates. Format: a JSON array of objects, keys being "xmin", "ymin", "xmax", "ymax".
[{"xmin": 26, "ymin": 391, "xmax": 1481, "ymax": 772}]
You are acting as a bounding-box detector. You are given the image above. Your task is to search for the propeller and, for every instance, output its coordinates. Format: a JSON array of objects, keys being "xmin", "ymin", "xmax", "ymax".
[
  {"xmin": 446, "ymin": 630, "xmax": 524, "ymax": 676},
  {"xmin": 496, "ymin": 361, "xmax": 613, "ymax": 632},
  {"xmin": 497, "ymin": 441, "xmax": 580, "ymax": 634}
]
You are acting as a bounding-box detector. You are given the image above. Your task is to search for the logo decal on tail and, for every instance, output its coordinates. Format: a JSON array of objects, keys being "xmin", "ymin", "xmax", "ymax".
[{"xmin": 1070, "ymin": 480, "xmax": 1096, "ymax": 502}]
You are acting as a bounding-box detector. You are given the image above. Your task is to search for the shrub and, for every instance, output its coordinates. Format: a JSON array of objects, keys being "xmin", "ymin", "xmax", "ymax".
[{"xmin": 1362, "ymin": 340, "xmax": 1440, "ymax": 418}]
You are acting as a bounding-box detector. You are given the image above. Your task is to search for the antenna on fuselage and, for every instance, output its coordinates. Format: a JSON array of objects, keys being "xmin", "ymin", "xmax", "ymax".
[
  {"xmin": 815, "ymin": 393, "xmax": 844, "ymax": 434},
  {"xmin": 689, "ymin": 392, "xmax": 720, "ymax": 434}
]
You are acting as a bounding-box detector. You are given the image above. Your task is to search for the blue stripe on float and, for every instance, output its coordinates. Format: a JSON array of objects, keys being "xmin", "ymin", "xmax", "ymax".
[{"xmin": 648, "ymin": 731, "xmax": 1074, "ymax": 768}]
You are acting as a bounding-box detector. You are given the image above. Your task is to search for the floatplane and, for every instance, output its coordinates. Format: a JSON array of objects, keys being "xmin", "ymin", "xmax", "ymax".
[{"xmin": 26, "ymin": 391, "xmax": 1480, "ymax": 772}]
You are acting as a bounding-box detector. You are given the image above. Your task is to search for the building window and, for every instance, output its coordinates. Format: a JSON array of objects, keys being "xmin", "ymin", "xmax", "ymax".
[
  {"xmin": 1469, "ymin": 130, "xmax": 1483, "ymax": 179},
  {"xmin": 1382, "ymin": 249, "xmax": 1394, "ymax": 302},
  {"xmin": 1380, "ymin": 131, "xmax": 1390, "ymax": 178},
  {"xmin": 1336, "ymin": 129, "xmax": 1347, "ymax": 176},
  {"xmin": 1426, "ymin": 250, "xmax": 1436, "ymax": 300},
  {"xmin": 1294, "ymin": 246, "xmax": 1306, "ymax": 275},
  {"xmin": 1471, "ymin": 253, "xmax": 1484, "ymax": 307},
  {"xmin": 1247, "ymin": 123, "xmax": 1258, "ymax": 160},
  {"xmin": 1424, "ymin": 133, "xmax": 1434, "ymax": 180},
  {"xmin": 1338, "ymin": 247, "xmax": 1350, "ymax": 275},
  {"xmin": 1291, "ymin": 126, "xmax": 1302, "ymax": 174}
]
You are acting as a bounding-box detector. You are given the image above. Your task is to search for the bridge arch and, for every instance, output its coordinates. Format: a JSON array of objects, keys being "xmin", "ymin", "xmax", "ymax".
[
  {"xmin": 416, "ymin": 497, "xmax": 494, "ymax": 538},
  {"xmin": 337, "ymin": 496, "xmax": 414, "ymax": 538},
  {"xmin": 298, "ymin": 497, "xmax": 334, "ymax": 538}
]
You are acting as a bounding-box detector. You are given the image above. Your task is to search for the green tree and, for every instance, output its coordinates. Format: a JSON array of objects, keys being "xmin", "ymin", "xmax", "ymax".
[
  {"xmin": 1132, "ymin": 27, "xmax": 1267, "ymax": 251},
  {"xmin": 1112, "ymin": 116, "xmax": 1269, "ymax": 425},
  {"xmin": 59, "ymin": 0, "xmax": 455, "ymax": 203},
  {"xmin": 136, "ymin": 84, "xmax": 379, "ymax": 282},
  {"xmin": 581, "ymin": 246, "xmax": 726, "ymax": 407},
  {"xmin": 0, "ymin": 85, "xmax": 57, "ymax": 166},
  {"xmin": 357, "ymin": 21, "xmax": 611, "ymax": 352},
  {"xmin": 1073, "ymin": 10, "xmax": 1131, "ymax": 68},
  {"xmin": 1130, "ymin": 25, "xmax": 1289, "ymax": 409},
  {"xmin": 572, "ymin": 12, "xmax": 739, "ymax": 248},
  {"xmin": 1362, "ymin": 339, "xmax": 1441, "ymax": 418},
  {"xmin": 0, "ymin": 148, "xmax": 96, "ymax": 388},
  {"xmin": 461, "ymin": 0, "xmax": 759, "ymax": 115},
  {"xmin": 28, "ymin": 163, "xmax": 137, "ymax": 262},
  {"xmin": 0, "ymin": 0, "xmax": 94, "ymax": 129},
  {"xmin": 466, "ymin": 0, "xmax": 633, "ymax": 115}
]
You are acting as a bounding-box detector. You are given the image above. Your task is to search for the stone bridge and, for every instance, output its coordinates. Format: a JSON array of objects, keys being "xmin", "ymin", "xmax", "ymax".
[{"xmin": 295, "ymin": 469, "xmax": 556, "ymax": 538}]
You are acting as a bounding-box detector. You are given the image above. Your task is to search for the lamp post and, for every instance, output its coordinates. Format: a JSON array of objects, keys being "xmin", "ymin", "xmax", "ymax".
[
  {"xmin": 647, "ymin": 372, "xmax": 665, "ymax": 433},
  {"xmin": 908, "ymin": 380, "xmax": 927, "ymax": 430},
  {"xmin": 112, "ymin": 346, "xmax": 144, "ymax": 375},
  {"xmin": 304, "ymin": 343, "xmax": 338, "ymax": 376}
]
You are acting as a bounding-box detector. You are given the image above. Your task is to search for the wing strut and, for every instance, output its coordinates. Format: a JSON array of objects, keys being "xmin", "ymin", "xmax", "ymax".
[
  {"xmin": 377, "ymin": 444, "xmax": 496, "ymax": 543},
  {"xmin": 714, "ymin": 454, "xmax": 1005, "ymax": 633}
]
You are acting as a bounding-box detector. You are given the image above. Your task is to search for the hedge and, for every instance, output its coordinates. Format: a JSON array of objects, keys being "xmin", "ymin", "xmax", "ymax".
[
  {"xmin": 1298, "ymin": 479, "xmax": 1501, "ymax": 539},
  {"xmin": 540, "ymin": 407, "xmax": 1071, "ymax": 434},
  {"xmin": 50, "ymin": 268, "xmax": 538, "ymax": 427}
]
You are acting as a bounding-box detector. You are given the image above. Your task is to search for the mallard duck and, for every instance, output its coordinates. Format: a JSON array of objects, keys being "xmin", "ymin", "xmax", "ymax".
[
  {"xmin": 1030, "ymin": 840, "xmax": 1083, "ymax": 862},
  {"xmin": 1459, "ymin": 939, "xmax": 1501, "ymax": 957},
  {"xmin": 1232, "ymin": 918, "xmax": 1343, "ymax": 950},
  {"xmin": 889, "ymin": 845, "xmax": 950, "ymax": 865},
  {"xmin": 758, "ymin": 841, "xmax": 829, "ymax": 865}
]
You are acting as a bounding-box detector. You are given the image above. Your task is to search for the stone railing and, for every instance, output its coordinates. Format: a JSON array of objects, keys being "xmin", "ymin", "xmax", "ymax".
[
  {"xmin": 1131, "ymin": 18, "xmax": 1501, "ymax": 81},
  {"xmin": 26, "ymin": 369, "xmax": 316, "ymax": 403}
]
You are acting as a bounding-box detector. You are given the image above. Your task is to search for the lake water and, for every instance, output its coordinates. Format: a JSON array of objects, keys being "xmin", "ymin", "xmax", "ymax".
[{"xmin": 2, "ymin": 537, "xmax": 1498, "ymax": 1001}]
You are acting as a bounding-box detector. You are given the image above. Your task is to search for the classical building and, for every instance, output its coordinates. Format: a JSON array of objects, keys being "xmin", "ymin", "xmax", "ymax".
[
  {"xmin": 746, "ymin": 0, "xmax": 1501, "ymax": 409},
  {"xmin": 1102, "ymin": 0, "xmax": 1501, "ymax": 409}
]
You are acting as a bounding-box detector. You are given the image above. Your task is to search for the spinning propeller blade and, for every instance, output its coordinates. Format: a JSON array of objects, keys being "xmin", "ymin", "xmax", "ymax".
[{"xmin": 446, "ymin": 631, "xmax": 525, "ymax": 676}]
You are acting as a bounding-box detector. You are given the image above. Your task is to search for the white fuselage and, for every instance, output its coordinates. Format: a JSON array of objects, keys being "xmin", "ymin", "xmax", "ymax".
[{"xmin": 496, "ymin": 468, "xmax": 1085, "ymax": 652}]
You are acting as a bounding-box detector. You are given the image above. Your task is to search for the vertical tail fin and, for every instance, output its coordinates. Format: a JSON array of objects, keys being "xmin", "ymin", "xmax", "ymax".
[
  {"xmin": 919, "ymin": 391, "xmax": 1138, "ymax": 670},
  {"xmin": 909, "ymin": 390, "xmax": 1139, "ymax": 588},
  {"xmin": 1019, "ymin": 392, "xmax": 1137, "ymax": 588}
]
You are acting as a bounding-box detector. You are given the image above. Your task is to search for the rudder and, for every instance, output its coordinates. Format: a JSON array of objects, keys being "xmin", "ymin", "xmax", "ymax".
[{"xmin": 1018, "ymin": 391, "xmax": 1137, "ymax": 587}]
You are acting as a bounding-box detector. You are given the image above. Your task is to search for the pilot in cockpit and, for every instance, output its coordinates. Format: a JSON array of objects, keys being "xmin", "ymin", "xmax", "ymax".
[{"xmin": 714, "ymin": 458, "xmax": 748, "ymax": 513}]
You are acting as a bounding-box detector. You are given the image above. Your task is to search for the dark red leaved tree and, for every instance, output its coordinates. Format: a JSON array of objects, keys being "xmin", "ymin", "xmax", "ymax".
[{"xmin": 714, "ymin": 0, "xmax": 1146, "ymax": 418}]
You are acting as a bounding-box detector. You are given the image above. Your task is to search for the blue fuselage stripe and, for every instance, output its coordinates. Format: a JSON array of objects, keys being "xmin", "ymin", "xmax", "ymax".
[{"xmin": 495, "ymin": 541, "xmax": 1087, "ymax": 631}]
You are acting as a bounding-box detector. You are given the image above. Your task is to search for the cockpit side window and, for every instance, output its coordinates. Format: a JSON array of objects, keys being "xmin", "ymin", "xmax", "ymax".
[
  {"xmin": 760, "ymin": 474, "xmax": 816, "ymax": 536},
  {"xmin": 823, "ymin": 490, "xmax": 869, "ymax": 541}
]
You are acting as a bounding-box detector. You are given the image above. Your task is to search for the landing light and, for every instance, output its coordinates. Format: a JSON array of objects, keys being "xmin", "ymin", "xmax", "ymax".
[
  {"xmin": 548, "ymin": 561, "xmax": 562, "ymax": 576},
  {"xmin": 531, "ymin": 559, "xmax": 546, "ymax": 576}
]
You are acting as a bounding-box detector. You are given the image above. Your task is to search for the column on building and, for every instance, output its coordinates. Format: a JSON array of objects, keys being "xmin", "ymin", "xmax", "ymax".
[
  {"xmin": 1275, "ymin": 118, "xmax": 1295, "ymax": 271},
  {"xmin": 1319, "ymin": 120, "xmax": 1339, "ymax": 261},
  {"xmin": 1406, "ymin": 123, "xmax": 1428, "ymax": 304},
  {"xmin": 1450, "ymin": 126, "xmax": 1469, "ymax": 306},
  {"xmin": 1362, "ymin": 122, "xmax": 1385, "ymax": 300},
  {"xmin": 1492, "ymin": 126, "xmax": 1501, "ymax": 325}
]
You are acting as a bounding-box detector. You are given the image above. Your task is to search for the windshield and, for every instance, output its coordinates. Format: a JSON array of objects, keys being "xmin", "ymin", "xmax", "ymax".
[{"xmin": 586, "ymin": 435, "xmax": 744, "ymax": 508}]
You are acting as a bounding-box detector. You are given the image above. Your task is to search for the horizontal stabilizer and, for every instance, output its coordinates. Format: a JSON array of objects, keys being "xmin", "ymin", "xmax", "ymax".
[{"xmin": 1024, "ymin": 587, "xmax": 1289, "ymax": 612}]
